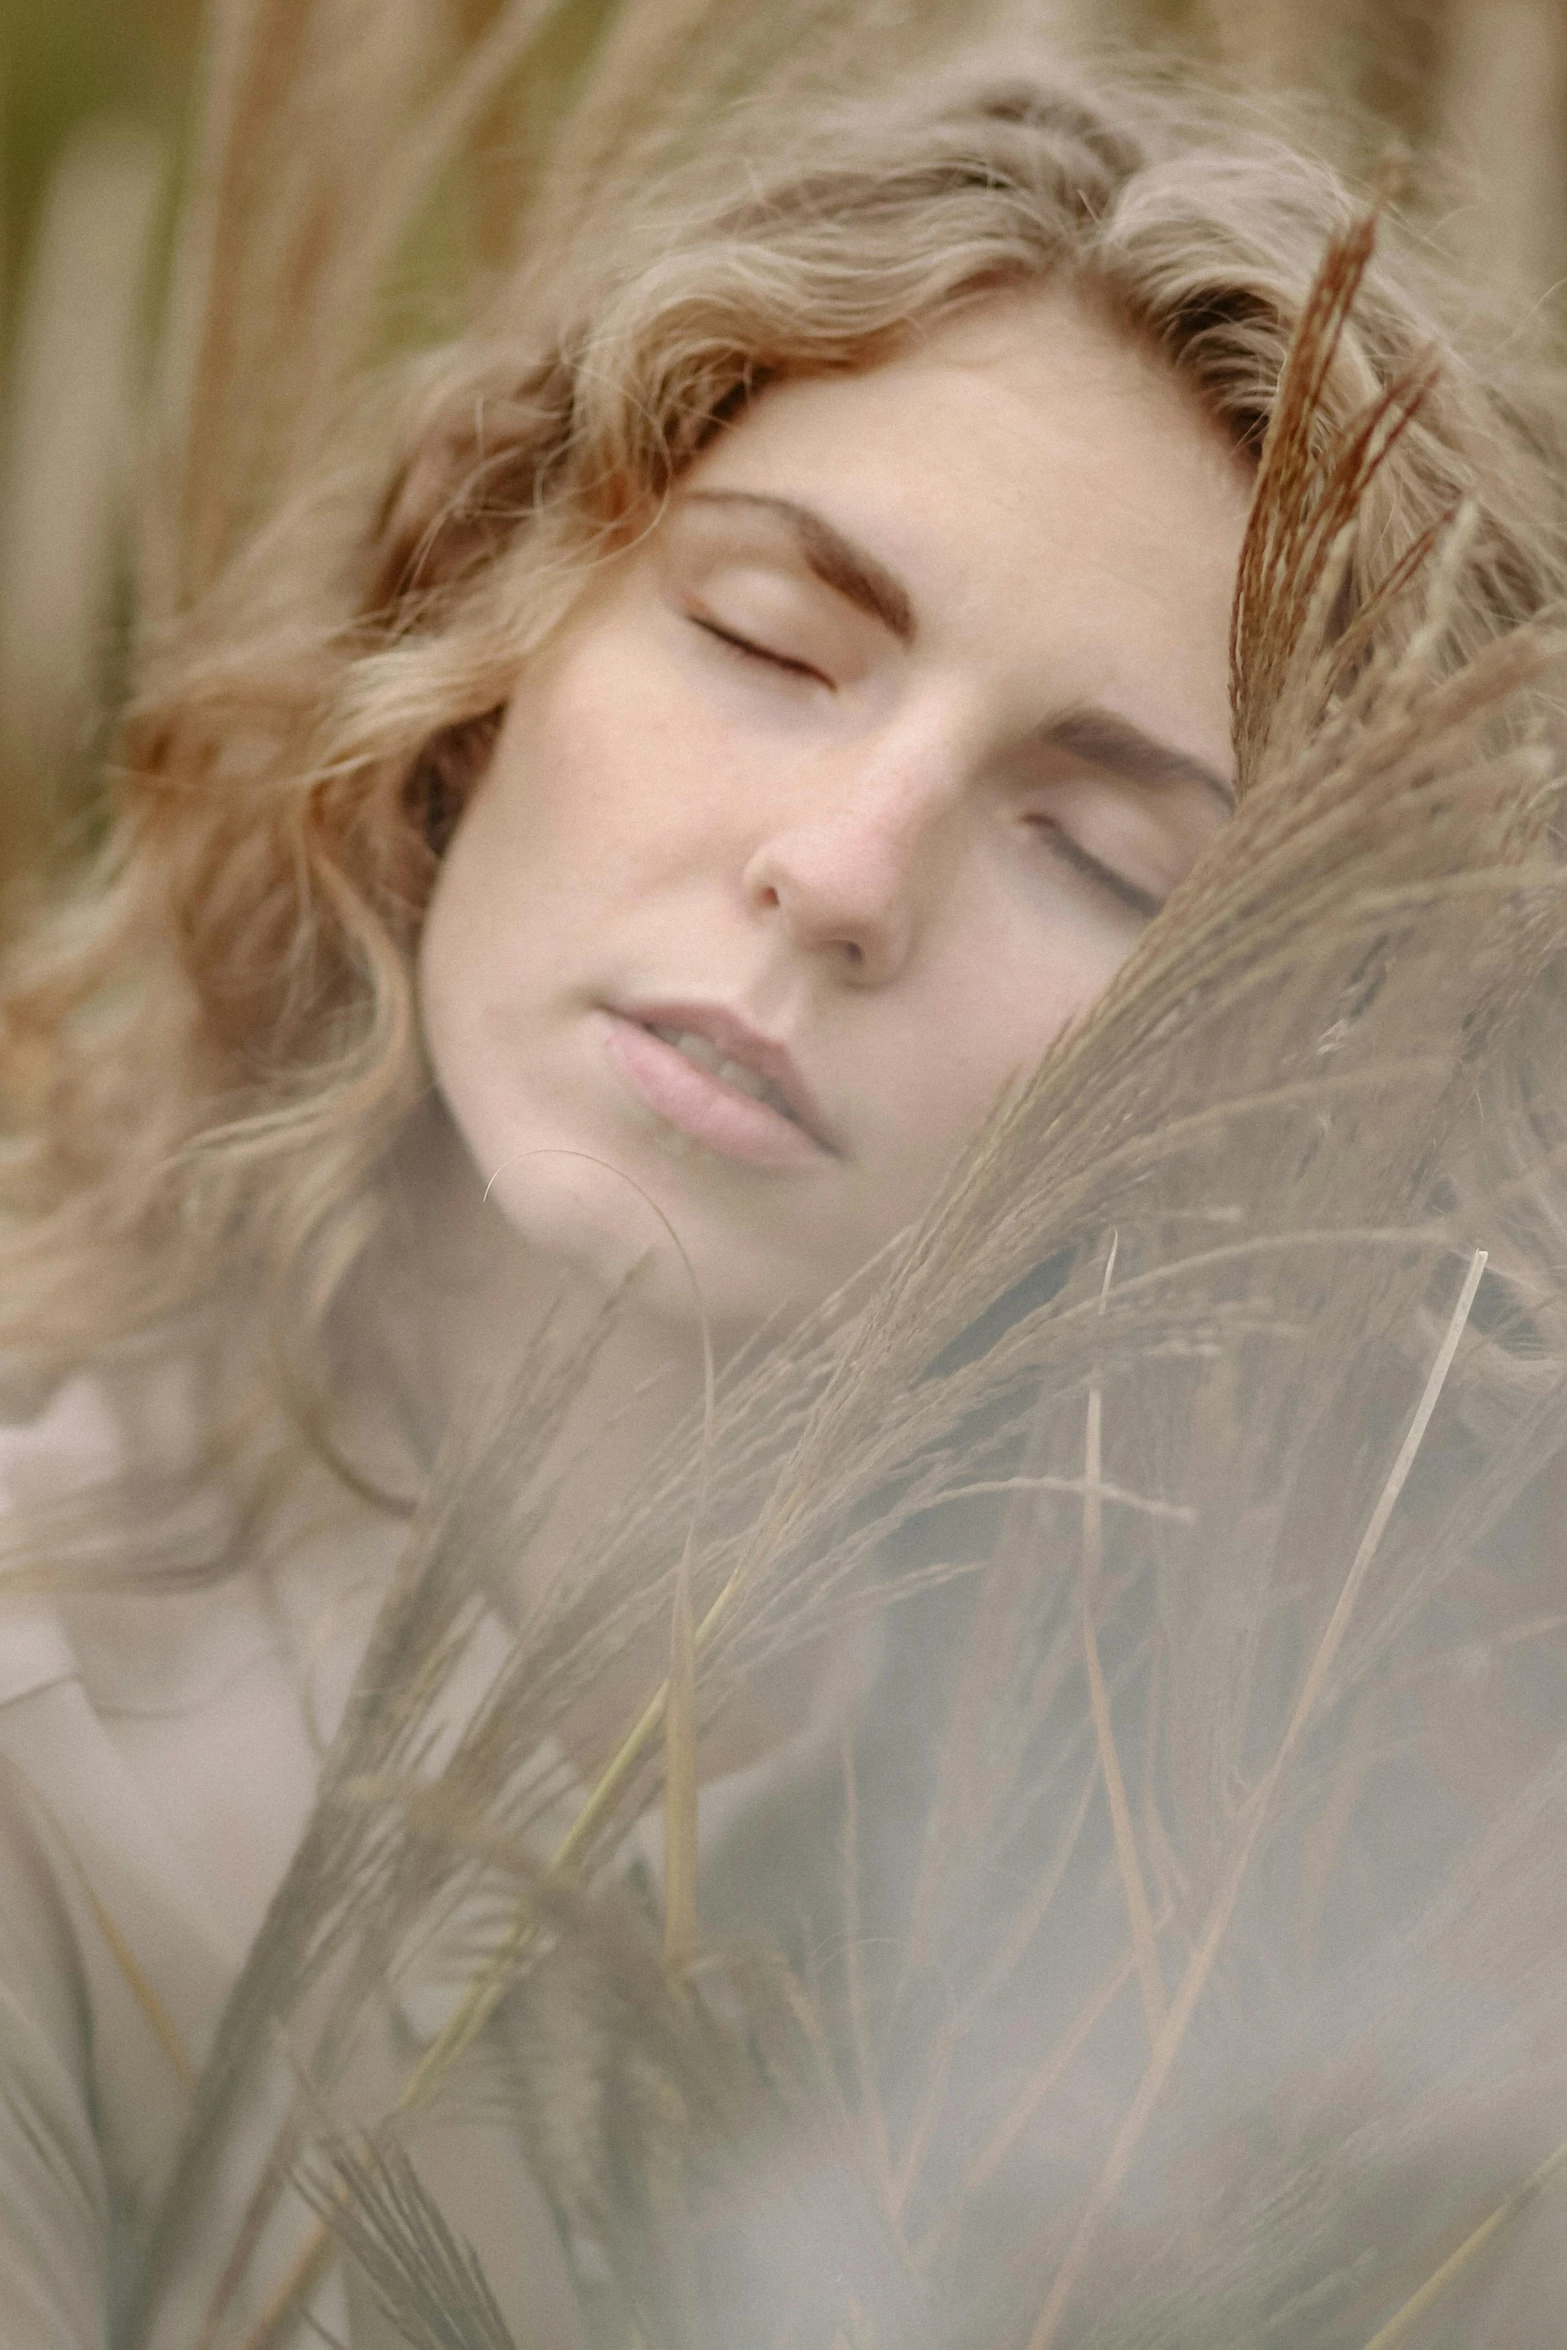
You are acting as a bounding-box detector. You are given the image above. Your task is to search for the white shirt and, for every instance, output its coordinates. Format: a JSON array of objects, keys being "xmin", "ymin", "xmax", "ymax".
[
  {"xmin": 0, "ymin": 1369, "xmax": 573, "ymax": 2348},
  {"xmin": 0, "ymin": 1366, "xmax": 864, "ymax": 2348}
]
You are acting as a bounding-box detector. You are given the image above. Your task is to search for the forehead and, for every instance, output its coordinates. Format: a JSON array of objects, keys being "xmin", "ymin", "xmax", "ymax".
[{"xmin": 687, "ymin": 284, "xmax": 1249, "ymax": 548}]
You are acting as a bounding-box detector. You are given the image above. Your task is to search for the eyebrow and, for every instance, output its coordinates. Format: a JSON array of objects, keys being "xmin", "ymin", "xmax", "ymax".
[
  {"xmin": 681, "ymin": 489, "xmax": 916, "ymax": 644},
  {"xmin": 682, "ymin": 488, "xmax": 1234, "ymax": 810},
  {"xmin": 1042, "ymin": 707, "xmax": 1235, "ymax": 813}
]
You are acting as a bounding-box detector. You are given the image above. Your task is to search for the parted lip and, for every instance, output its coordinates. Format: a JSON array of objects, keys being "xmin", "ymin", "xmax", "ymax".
[{"xmin": 613, "ymin": 998, "xmax": 838, "ymax": 1152}]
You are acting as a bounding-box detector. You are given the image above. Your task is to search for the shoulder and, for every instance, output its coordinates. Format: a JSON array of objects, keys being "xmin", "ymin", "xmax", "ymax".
[
  {"xmin": 0, "ymin": 1333, "xmax": 245, "ymax": 1605},
  {"xmin": 0, "ymin": 1365, "xmax": 257, "ymax": 2226},
  {"xmin": 0, "ymin": 1346, "xmax": 247, "ymax": 1748},
  {"xmin": 0, "ymin": 1371, "xmax": 123, "ymax": 1711},
  {"xmin": 0, "ymin": 1365, "xmax": 125, "ymax": 1509}
]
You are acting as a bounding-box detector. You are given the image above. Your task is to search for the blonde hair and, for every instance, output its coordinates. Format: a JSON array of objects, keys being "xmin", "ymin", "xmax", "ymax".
[{"xmin": 2, "ymin": 41, "xmax": 1563, "ymax": 1435}]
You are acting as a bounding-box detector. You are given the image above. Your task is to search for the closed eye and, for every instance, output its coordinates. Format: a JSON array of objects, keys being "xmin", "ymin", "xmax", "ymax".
[
  {"xmin": 689, "ymin": 614, "xmax": 828, "ymax": 685},
  {"xmin": 1030, "ymin": 817, "xmax": 1165, "ymax": 924}
]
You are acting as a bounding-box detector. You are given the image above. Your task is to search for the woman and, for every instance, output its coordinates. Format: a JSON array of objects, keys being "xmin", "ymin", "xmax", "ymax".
[{"xmin": 2, "ymin": 10, "xmax": 1565, "ymax": 2347}]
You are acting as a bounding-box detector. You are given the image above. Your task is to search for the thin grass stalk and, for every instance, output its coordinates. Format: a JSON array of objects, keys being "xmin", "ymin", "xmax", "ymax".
[
  {"xmin": 302, "ymin": 2136, "xmax": 519, "ymax": 2350},
  {"xmin": 199, "ymin": 2096, "xmax": 321, "ymax": 2349},
  {"xmin": 1024, "ymin": 1247, "xmax": 1488, "ymax": 2350},
  {"xmin": 1296, "ymin": 1680, "xmax": 1379, "ymax": 1970},
  {"xmin": 398, "ymin": 1538, "xmax": 761, "ymax": 2105},
  {"xmin": 935, "ymin": 1944, "xmax": 1145, "ymax": 2233},
  {"xmin": 841, "ymin": 1728, "xmax": 898, "ymax": 2214},
  {"xmin": 1081, "ymin": 1242, "xmax": 1165, "ymax": 2050},
  {"xmin": 662, "ymin": 1224, "xmax": 714, "ymax": 1966},
  {"xmin": 296, "ymin": 0, "xmax": 578, "ymax": 356},
  {"xmin": 1358, "ymin": 2138, "xmax": 1567, "ymax": 2350},
  {"xmin": 150, "ymin": 0, "xmax": 569, "ymax": 622},
  {"xmin": 661, "ymin": 1544, "xmax": 700, "ymax": 1966},
  {"xmin": 890, "ymin": 2034, "xmax": 955, "ymax": 2237},
  {"xmin": 228, "ymin": 2218, "xmax": 338, "ymax": 2350},
  {"xmin": 0, "ymin": 1761, "xmax": 195, "ymax": 2095},
  {"xmin": 891, "ymin": 1639, "xmax": 1158, "ymax": 2268}
]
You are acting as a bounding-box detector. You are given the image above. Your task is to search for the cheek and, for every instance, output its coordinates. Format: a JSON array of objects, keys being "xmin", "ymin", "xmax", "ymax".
[
  {"xmin": 897, "ymin": 890, "xmax": 1134, "ymax": 1136},
  {"xmin": 414, "ymin": 722, "xmax": 579, "ymax": 1151},
  {"xmin": 418, "ymin": 663, "xmax": 642, "ymax": 1006},
  {"xmin": 839, "ymin": 909, "xmax": 1128, "ymax": 1254},
  {"xmin": 417, "ymin": 772, "xmax": 534, "ymax": 1040},
  {"xmin": 414, "ymin": 644, "xmax": 706, "ymax": 1120},
  {"xmin": 415, "ymin": 834, "xmax": 498, "ymax": 1145},
  {"xmin": 486, "ymin": 647, "xmax": 730, "ymax": 907}
]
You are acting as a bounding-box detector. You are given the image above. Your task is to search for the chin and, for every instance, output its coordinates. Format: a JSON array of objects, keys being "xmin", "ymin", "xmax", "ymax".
[{"xmin": 478, "ymin": 1149, "xmax": 794, "ymax": 1345}]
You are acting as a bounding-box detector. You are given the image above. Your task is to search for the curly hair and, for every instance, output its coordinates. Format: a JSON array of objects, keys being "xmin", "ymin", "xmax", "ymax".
[{"xmin": 2, "ymin": 39, "xmax": 1563, "ymax": 1446}]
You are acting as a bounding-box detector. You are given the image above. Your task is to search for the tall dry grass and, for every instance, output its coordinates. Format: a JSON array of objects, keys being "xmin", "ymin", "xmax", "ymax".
[{"xmin": 3, "ymin": 4, "xmax": 1567, "ymax": 2345}]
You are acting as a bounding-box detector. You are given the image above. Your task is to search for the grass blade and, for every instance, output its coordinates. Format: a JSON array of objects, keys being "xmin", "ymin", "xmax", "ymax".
[
  {"xmin": 1081, "ymin": 1240, "xmax": 1165, "ymax": 2051},
  {"xmin": 1359, "ymin": 2137, "xmax": 1567, "ymax": 2350},
  {"xmin": 662, "ymin": 1540, "xmax": 699, "ymax": 1967},
  {"xmin": 0, "ymin": 1761, "xmax": 194, "ymax": 2094},
  {"xmin": 1025, "ymin": 1248, "xmax": 1489, "ymax": 2350}
]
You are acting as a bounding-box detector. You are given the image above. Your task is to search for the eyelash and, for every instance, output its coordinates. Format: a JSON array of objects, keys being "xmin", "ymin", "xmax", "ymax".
[
  {"xmin": 690, "ymin": 614, "xmax": 1161, "ymax": 921},
  {"xmin": 690, "ymin": 615, "xmax": 826, "ymax": 684},
  {"xmin": 1029, "ymin": 817, "xmax": 1165, "ymax": 924}
]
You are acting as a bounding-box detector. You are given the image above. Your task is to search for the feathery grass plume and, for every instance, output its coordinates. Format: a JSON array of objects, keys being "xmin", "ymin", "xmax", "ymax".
[
  {"xmin": 302, "ymin": 2136, "xmax": 521, "ymax": 2350},
  {"xmin": 141, "ymin": 786, "xmax": 1567, "ymax": 2331},
  {"xmin": 470, "ymin": 1870, "xmax": 932, "ymax": 2348},
  {"xmin": 121, "ymin": 1285, "xmax": 633, "ymax": 2346},
  {"xmin": 113, "ymin": 178, "xmax": 1567, "ymax": 2344},
  {"xmin": 1226, "ymin": 181, "xmax": 1440, "ymax": 794},
  {"xmin": 209, "ymin": 865, "xmax": 1566, "ymax": 2330}
]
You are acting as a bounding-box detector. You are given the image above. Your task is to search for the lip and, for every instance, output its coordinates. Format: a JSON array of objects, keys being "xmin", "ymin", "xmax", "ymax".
[{"xmin": 601, "ymin": 1000, "xmax": 836, "ymax": 1168}]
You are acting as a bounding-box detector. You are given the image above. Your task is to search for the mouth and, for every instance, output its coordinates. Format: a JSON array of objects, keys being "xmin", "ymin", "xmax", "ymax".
[{"xmin": 600, "ymin": 1002, "xmax": 836, "ymax": 1169}]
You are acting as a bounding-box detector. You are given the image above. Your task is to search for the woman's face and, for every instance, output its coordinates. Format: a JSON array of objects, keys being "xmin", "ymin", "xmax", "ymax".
[{"xmin": 419, "ymin": 290, "xmax": 1252, "ymax": 1339}]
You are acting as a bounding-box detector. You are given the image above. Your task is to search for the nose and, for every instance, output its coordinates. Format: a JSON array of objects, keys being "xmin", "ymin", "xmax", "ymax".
[{"xmin": 740, "ymin": 756, "xmax": 953, "ymax": 987}]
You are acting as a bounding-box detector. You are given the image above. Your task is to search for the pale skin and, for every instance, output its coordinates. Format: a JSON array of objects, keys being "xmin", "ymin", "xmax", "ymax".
[{"xmin": 411, "ymin": 286, "xmax": 1251, "ymax": 1752}]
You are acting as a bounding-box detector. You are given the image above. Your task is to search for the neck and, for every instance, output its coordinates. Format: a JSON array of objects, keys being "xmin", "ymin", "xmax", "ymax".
[
  {"xmin": 395, "ymin": 1110, "xmax": 709, "ymax": 1600},
  {"xmin": 377, "ymin": 1110, "xmax": 823, "ymax": 1782}
]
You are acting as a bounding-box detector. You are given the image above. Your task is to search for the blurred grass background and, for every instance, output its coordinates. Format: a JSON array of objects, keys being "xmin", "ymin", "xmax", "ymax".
[
  {"xmin": 1, "ymin": 0, "xmax": 1563, "ymax": 907},
  {"xmin": 3, "ymin": 0, "xmax": 196, "ymax": 320}
]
